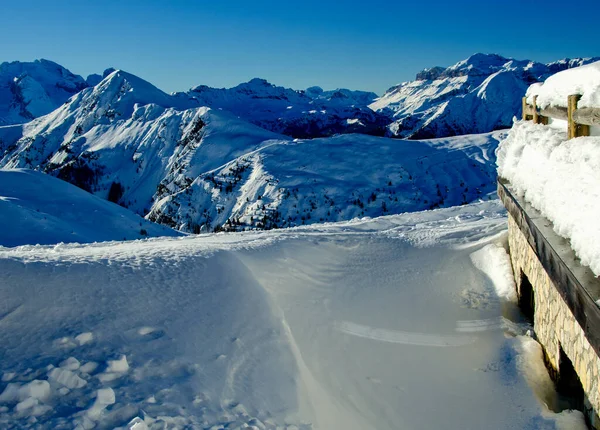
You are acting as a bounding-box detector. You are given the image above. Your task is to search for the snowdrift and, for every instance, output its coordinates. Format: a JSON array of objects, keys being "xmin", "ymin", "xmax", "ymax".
[
  {"xmin": 0, "ymin": 169, "xmax": 181, "ymax": 247},
  {"xmin": 497, "ymin": 121, "xmax": 600, "ymax": 276},
  {"xmin": 0, "ymin": 201, "xmax": 587, "ymax": 429},
  {"xmin": 498, "ymin": 61, "xmax": 600, "ymax": 276}
]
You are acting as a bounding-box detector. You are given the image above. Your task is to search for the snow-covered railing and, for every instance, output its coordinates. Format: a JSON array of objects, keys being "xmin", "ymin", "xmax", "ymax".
[{"xmin": 522, "ymin": 94, "xmax": 600, "ymax": 139}]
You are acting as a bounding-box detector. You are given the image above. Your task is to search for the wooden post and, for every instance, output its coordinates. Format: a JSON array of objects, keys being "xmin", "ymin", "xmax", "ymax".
[
  {"xmin": 532, "ymin": 95, "xmax": 539, "ymax": 124},
  {"xmin": 568, "ymin": 94, "xmax": 578, "ymax": 139},
  {"xmin": 522, "ymin": 97, "xmax": 529, "ymax": 121},
  {"xmin": 568, "ymin": 94, "xmax": 590, "ymax": 139}
]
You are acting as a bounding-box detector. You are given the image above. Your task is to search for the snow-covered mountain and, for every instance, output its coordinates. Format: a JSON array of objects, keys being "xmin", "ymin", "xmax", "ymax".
[
  {"xmin": 2, "ymin": 54, "xmax": 597, "ymax": 142},
  {"xmin": 0, "ymin": 68, "xmax": 503, "ymax": 233},
  {"xmin": 0, "ymin": 60, "xmax": 92, "ymax": 126},
  {"xmin": 370, "ymin": 53, "xmax": 600, "ymax": 139},
  {"xmin": 0, "ymin": 169, "xmax": 181, "ymax": 246},
  {"xmin": 177, "ymin": 78, "xmax": 388, "ymax": 138}
]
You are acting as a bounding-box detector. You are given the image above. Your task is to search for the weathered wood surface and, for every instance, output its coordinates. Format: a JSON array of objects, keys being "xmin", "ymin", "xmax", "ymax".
[
  {"xmin": 523, "ymin": 94, "xmax": 600, "ymax": 133},
  {"xmin": 540, "ymin": 106, "xmax": 568, "ymax": 121},
  {"xmin": 574, "ymin": 107, "xmax": 600, "ymax": 127},
  {"xmin": 522, "ymin": 97, "xmax": 535, "ymax": 119}
]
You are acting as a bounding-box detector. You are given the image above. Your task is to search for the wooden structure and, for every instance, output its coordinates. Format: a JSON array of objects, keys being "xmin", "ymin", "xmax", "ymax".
[
  {"xmin": 499, "ymin": 179, "xmax": 600, "ymax": 428},
  {"xmin": 522, "ymin": 94, "xmax": 600, "ymax": 139}
]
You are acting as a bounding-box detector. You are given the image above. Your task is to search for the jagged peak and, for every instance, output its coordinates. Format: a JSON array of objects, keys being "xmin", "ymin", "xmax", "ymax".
[
  {"xmin": 306, "ymin": 86, "xmax": 324, "ymax": 94},
  {"xmin": 246, "ymin": 77, "xmax": 272, "ymax": 86},
  {"xmin": 415, "ymin": 66, "xmax": 446, "ymax": 81}
]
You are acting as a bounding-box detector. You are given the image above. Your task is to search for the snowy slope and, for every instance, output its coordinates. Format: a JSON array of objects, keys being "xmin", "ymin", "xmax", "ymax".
[
  {"xmin": 0, "ymin": 70, "xmax": 287, "ymax": 219},
  {"xmin": 0, "ymin": 60, "xmax": 89, "ymax": 126},
  {"xmin": 0, "ymin": 201, "xmax": 586, "ymax": 429},
  {"xmin": 150, "ymin": 131, "xmax": 504, "ymax": 232},
  {"xmin": 370, "ymin": 54, "xmax": 599, "ymax": 139},
  {"xmin": 180, "ymin": 78, "xmax": 387, "ymax": 138},
  {"xmin": 0, "ymin": 169, "xmax": 181, "ymax": 247},
  {"xmin": 0, "ymin": 69, "xmax": 505, "ymax": 233}
]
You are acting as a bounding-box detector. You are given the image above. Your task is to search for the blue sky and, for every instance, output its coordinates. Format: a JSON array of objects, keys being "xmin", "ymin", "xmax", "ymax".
[{"xmin": 1, "ymin": 0, "xmax": 598, "ymax": 95}]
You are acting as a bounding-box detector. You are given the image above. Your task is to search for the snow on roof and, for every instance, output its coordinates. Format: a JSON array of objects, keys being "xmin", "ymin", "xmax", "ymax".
[
  {"xmin": 526, "ymin": 60, "xmax": 600, "ymax": 109},
  {"xmin": 497, "ymin": 120, "xmax": 600, "ymax": 276}
]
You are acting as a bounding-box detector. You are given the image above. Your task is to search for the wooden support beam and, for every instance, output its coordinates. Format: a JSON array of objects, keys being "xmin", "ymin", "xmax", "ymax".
[
  {"xmin": 532, "ymin": 95, "xmax": 539, "ymax": 124},
  {"xmin": 573, "ymin": 107, "xmax": 600, "ymax": 127},
  {"xmin": 540, "ymin": 106, "xmax": 568, "ymax": 121},
  {"xmin": 568, "ymin": 95, "xmax": 578, "ymax": 139},
  {"xmin": 522, "ymin": 97, "xmax": 528, "ymax": 120},
  {"xmin": 567, "ymin": 94, "xmax": 591, "ymax": 139}
]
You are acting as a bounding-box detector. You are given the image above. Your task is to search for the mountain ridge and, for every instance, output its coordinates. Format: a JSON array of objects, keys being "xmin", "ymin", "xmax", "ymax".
[{"xmin": 370, "ymin": 53, "xmax": 600, "ymax": 138}]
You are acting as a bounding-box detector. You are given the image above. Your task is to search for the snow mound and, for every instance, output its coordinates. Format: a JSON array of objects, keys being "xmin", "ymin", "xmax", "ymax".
[
  {"xmin": 470, "ymin": 243, "xmax": 517, "ymax": 301},
  {"xmin": 527, "ymin": 60, "xmax": 600, "ymax": 109},
  {"xmin": 497, "ymin": 120, "xmax": 600, "ymax": 275},
  {"xmin": 0, "ymin": 169, "xmax": 181, "ymax": 247},
  {"xmin": 0, "ymin": 200, "xmax": 584, "ymax": 429}
]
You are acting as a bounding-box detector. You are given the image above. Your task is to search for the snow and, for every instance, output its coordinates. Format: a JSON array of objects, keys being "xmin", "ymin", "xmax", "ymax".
[
  {"xmin": 182, "ymin": 79, "xmax": 384, "ymax": 138},
  {"xmin": 370, "ymin": 54, "xmax": 598, "ymax": 139},
  {"xmin": 0, "ymin": 59, "xmax": 88, "ymax": 126},
  {"xmin": 0, "ymin": 169, "xmax": 182, "ymax": 247},
  {"xmin": 470, "ymin": 243, "xmax": 517, "ymax": 301},
  {"xmin": 0, "ymin": 70, "xmax": 505, "ymax": 234},
  {"xmin": 48, "ymin": 368, "xmax": 87, "ymax": 389},
  {"xmin": 497, "ymin": 120, "xmax": 600, "ymax": 276},
  {"xmin": 0, "ymin": 200, "xmax": 584, "ymax": 429},
  {"xmin": 526, "ymin": 60, "xmax": 600, "ymax": 109}
]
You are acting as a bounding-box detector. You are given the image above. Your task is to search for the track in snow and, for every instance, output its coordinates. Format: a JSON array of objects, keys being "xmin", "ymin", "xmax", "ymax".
[{"xmin": 0, "ymin": 201, "xmax": 586, "ymax": 429}]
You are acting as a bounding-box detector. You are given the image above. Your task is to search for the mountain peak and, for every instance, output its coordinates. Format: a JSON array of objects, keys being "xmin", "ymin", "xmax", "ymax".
[
  {"xmin": 0, "ymin": 59, "xmax": 88, "ymax": 125},
  {"xmin": 246, "ymin": 77, "xmax": 272, "ymax": 87},
  {"xmin": 415, "ymin": 66, "xmax": 446, "ymax": 81}
]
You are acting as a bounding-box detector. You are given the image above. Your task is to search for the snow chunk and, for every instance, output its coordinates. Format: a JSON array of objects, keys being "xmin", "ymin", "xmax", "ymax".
[
  {"xmin": 497, "ymin": 121, "xmax": 600, "ymax": 275},
  {"xmin": 86, "ymin": 387, "xmax": 115, "ymax": 421},
  {"xmin": 527, "ymin": 60, "xmax": 600, "ymax": 109},
  {"xmin": 75, "ymin": 332, "xmax": 94, "ymax": 345},
  {"xmin": 106, "ymin": 355, "xmax": 129, "ymax": 373},
  {"xmin": 48, "ymin": 367, "xmax": 87, "ymax": 389},
  {"xmin": 60, "ymin": 357, "xmax": 81, "ymax": 371},
  {"xmin": 98, "ymin": 355, "xmax": 129, "ymax": 382},
  {"xmin": 80, "ymin": 362, "xmax": 99, "ymax": 374},
  {"xmin": 470, "ymin": 243, "xmax": 517, "ymax": 301},
  {"xmin": 1, "ymin": 372, "xmax": 16, "ymax": 382},
  {"xmin": 0, "ymin": 380, "xmax": 51, "ymax": 404},
  {"xmin": 127, "ymin": 417, "xmax": 149, "ymax": 430}
]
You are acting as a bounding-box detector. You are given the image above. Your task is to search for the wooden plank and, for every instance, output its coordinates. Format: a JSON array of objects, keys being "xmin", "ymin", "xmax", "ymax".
[
  {"xmin": 568, "ymin": 94, "xmax": 580, "ymax": 139},
  {"xmin": 532, "ymin": 96, "xmax": 539, "ymax": 124},
  {"xmin": 573, "ymin": 107, "xmax": 600, "ymax": 127},
  {"xmin": 540, "ymin": 106, "xmax": 568, "ymax": 121},
  {"xmin": 522, "ymin": 97, "xmax": 529, "ymax": 120}
]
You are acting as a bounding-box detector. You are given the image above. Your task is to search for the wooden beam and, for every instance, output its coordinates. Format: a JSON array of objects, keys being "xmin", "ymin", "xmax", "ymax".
[
  {"xmin": 522, "ymin": 97, "xmax": 528, "ymax": 120},
  {"xmin": 540, "ymin": 106, "xmax": 568, "ymax": 121},
  {"xmin": 568, "ymin": 94, "xmax": 580, "ymax": 139},
  {"xmin": 573, "ymin": 107, "xmax": 600, "ymax": 127},
  {"xmin": 532, "ymin": 95, "xmax": 539, "ymax": 124}
]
